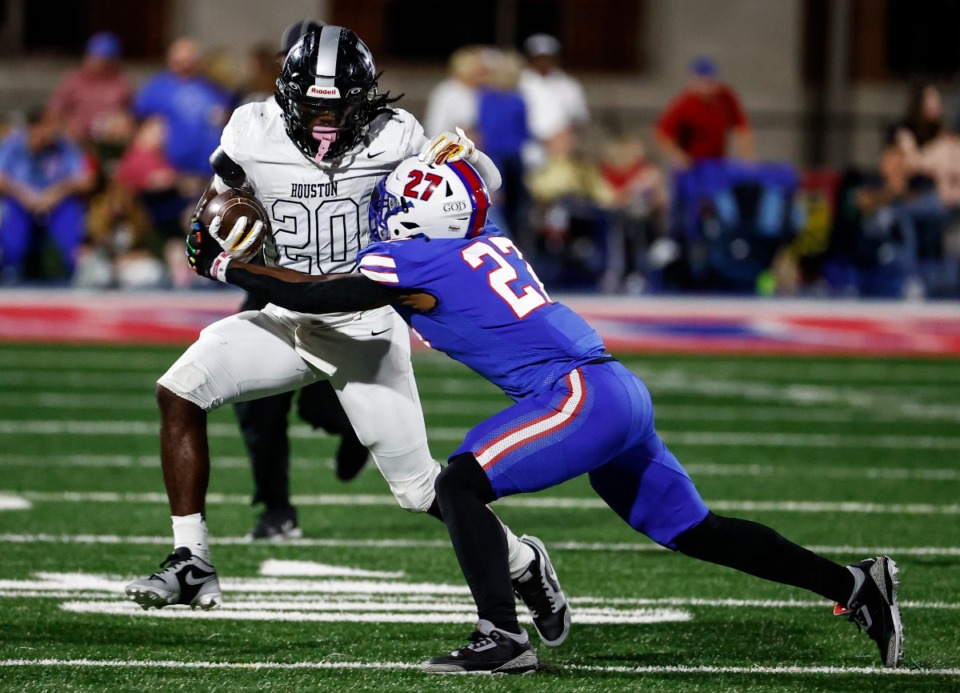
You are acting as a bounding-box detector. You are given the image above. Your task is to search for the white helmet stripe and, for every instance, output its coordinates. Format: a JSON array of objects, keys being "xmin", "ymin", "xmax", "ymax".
[{"xmin": 313, "ymin": 25, "xmax": 340, "ymax": 88}]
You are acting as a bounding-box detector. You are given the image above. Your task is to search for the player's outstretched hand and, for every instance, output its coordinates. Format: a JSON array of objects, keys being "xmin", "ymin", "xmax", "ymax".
[
  {"xmin": 186, "ymin": 215, "xmax": 232, "ymax": 281},
  {"xmin": 418, "ymin": 127, "xmax": 476, "ymax": 166}
]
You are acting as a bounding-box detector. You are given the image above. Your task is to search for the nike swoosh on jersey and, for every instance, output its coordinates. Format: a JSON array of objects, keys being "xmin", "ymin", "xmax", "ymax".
[
  {"xmin": 371, "ymin": 328, "xmax": 391, "ymax": 336},
  {"xmin": 366, "ymin": 151, "xmax": 385, "ymax": 158}
]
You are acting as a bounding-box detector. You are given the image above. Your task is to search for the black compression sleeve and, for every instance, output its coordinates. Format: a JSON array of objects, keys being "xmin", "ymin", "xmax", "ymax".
[{"xmin": 225, "ymin": 266, "xmax": 401, "ymax": 313}]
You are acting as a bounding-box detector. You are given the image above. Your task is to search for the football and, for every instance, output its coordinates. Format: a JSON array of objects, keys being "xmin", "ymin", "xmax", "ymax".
[{"xmin": 196, "ymin": 187, "xmax": 271, "ymax": 260}]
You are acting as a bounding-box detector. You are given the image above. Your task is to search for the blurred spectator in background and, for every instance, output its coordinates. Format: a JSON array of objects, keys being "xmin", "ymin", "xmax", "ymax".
[
  {"xmin": 897, "ymin": 83, "xmax": 945, "ymax": 151},
  {"xmin": 423, "ymin": 45, "xmax": 491, "ymax": 137},
  {"xmin": 914, "ymin": 132, "xmax": 960, "ymax": 296},
  {"xmin": 0, "ymin": 109, "xmax": 94, "ymax": 283},
  {"xmin": 527, "ymin": 128, "xmax": 615, "ymax": 288},
  {"xmin": 519, "ymin": 34, "xmax": 590, "ymax": 169},
  {"xmin": 655, "ymin": 56, "xmax": 754, "ymax": 170},
  {"xmin": 599, "ymin": 130, "xmax": 670, "ymax": 293},
  {"xmin": 237, "ymin": 42, "xmax": 283, "ymax": 106},
  {"xmin": 46, "ymin": 31, "xmax": 134, "ymax": 161},
  {"xmin": 204, "ymin": 46, "xmax": 244, "ymax": 109},
  {"xmin": 656, "ymin": 57, "xmax": 774, "ymax": 292},
  {"xmin": 74, "ymin": 179, "xmax": 166, "ymax": 289},
  {"xmin": 114, "ymin": 117, "xmax": 187, "ymax": 285},
  {"xmin": 133, "ymin": 37, "xmax": 231, "ymax": 286},
  {"xmin": 133, "ymin": 38, "xmax": 231, "ymax": 181},
  {"xmin": 826, "ymin": 135, "xmax": 918, "ymax": 298},
  {"xmin": 891, "ymin": 83, "xmax": 960, "ymax": 296},
  {"xmin": 476, "ymin": 49, "xmax": 531, "ymax": 248}
]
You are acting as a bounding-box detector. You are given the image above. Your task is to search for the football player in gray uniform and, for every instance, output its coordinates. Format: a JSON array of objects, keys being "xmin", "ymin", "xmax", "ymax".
[
  {"xmin": 124, "ymin": 25, "xmax": 570, "ymax": 650},
  {"xmin": 233, "ymin": 19, "xmax": 369, "ymax": 543}
]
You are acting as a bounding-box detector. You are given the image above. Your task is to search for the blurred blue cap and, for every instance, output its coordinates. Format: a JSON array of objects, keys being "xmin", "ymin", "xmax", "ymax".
[
  {"xmin": 86, "ymin": 32, "xmax": 121, "ymax": 59},
  {"xmin": 689, "ymin": 55, "xmax": 717, "ymax": 77}
]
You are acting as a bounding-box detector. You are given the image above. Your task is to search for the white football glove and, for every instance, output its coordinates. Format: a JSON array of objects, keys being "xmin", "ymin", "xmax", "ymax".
[
  {"xmin": 418, "ymin": 127, "xmax": 477, "ymax": 166},
  {"xmin": 208, "ymin": 214, "xmax": 264, "ymax": 262}
]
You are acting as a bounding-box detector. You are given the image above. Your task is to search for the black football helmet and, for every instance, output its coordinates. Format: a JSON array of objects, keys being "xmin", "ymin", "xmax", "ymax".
[{"xmin": 276, "ymin": 25, "xmax": 388, "ymax": 162}]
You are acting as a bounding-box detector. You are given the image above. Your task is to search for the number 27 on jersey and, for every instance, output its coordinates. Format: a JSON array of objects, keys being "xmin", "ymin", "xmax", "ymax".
[{"xmin": 461, "ymin": 237, "xmax": 552, "ymax": 319}]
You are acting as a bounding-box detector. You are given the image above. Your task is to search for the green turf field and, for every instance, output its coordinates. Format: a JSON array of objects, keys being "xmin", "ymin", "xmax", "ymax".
[{"xmin": 0, "ymin": 343, "xmax": 958, "ymax": 691}]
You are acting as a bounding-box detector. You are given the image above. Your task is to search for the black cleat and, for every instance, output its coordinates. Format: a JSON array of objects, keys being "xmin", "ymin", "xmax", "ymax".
[
  {"xmin": 512, "ymin": 535, "xmax": 571, "ymax": 647},
  {"xmin": 245, "ymin": 506, "xmax": 303, "ymax": 541},
  {"xmin": 422, "ymin": 620, "xmax": 539, "ymax": 674},
  {"xmin": 834, "ymin": 556, "xmax": 904, "ymax": 668},
  {"xmin": 125, "ymin": 547, "xmax": 222, "ymax": 610}
]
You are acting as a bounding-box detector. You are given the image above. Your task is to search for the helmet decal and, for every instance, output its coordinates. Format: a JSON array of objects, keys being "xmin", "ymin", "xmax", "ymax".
[
  {"xmin": 313, "ymin": 26, "xmax": 340, "ymax": 87},
  {"xmin": 448, "ymin": 160, "xmax": 490, "ymax": 238},
  {"xmin": 368, "ymin": 157, "xmax": 490, "ymax": 242}
]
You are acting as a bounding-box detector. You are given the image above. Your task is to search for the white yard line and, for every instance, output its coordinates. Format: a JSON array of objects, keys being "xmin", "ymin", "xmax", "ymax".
[
  {"xmin": 5, "ymin": 418, "xmax": 960, "ymax": 449},
  {"xmin": 0, "ymin": 494, "xmax": 29, "ymax": 511},
  {"xmin": 3, "ymin": 453, "xmax": 957, "ymax": 482},
  {"xmin": 1, "ymin": 533, "xmax": 959, "ymax": 557},
  {"xmin": 8, "ymin": 392, "xmax": 960, "ymax": 425},
  {"xmin": 12, "ymin": 490, "xmax": 960, "ymax": 515},
  {"xmin": 0, "ymin": 658, "xmax": 956, "ymax": 677},
  {"xmin": 58, "ymin": 601, "xmax": 692, "ymax": 625}
]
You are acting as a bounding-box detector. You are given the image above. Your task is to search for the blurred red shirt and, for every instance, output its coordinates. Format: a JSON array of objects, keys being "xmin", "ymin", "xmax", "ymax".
[
  {"xmin": 656, "ymin": 85, "xmax": 749, "ymax": 160},
  {"xmin": 48, "ymin": 65, "xmax": 132, "ymax": 142}
]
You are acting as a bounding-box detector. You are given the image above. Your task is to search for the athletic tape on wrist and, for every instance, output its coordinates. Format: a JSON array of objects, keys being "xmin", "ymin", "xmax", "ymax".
[{"xmin": 211, "ymin": 252, "xmax": 232, "ymax": 282}]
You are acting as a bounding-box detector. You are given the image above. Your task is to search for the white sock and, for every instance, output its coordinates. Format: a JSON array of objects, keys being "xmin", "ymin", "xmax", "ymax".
[
  {"xmin": 502, "ymin": 524, "xmax": 536, "ymax": 579},
  {"xmin": 172, "ymin": 513, "xmax": 210, "ymax": 562}
]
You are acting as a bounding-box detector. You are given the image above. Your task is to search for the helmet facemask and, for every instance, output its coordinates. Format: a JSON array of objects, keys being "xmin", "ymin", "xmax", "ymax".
[
  {"xmin": 276, "ymin": 84, "xmax": 374, "ymax": 163},
  {"xmin": 275, "ymin": 26, "xmax": 388, "ymax": 165}
]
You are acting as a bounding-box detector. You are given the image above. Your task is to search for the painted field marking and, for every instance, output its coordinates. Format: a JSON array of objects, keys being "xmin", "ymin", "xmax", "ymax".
[
  {"xmin": 0, "ymin": 567, "xmax": 953, "ymax": 625},
  {"xmin": 2, "ymin": 452, "xmax": 956, "ymax": 483},
  {"xmin": 0, "ymin": 658, "xmax": 957, "ymax": 677},
  {"xmin": 1, "ymin": 533, "xmax": 959, "ymax": 558},
  {"xmin": 0, "ymin": 454, "xmax": 253, "ymax": 469},
  {"xmin": 0, "ymin": 568, "xmax": 691, "ymax": 626},
  {"xmin": 7, "ymin": 391, "xmax": 960, "ymax": 426},
  {"xmin": 0, "ymin": 494, "xmax": 30, "ymax": 511},
  {"xmin": 59, "ymin": 601, "xmax": 691, "ymax": 625},
  {"xmin": 11, "ymin": 490, "xmax": 960, "ymax": 515},
  {"xmin": 5, "ymin": 418, "xmax": 960, "ymax": 449}
]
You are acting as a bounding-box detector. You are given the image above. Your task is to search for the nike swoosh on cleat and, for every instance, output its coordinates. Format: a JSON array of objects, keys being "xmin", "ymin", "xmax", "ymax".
[
  {"xmin": 470, "ymin": 641, "xmax": 498, "ymax": 653},
  {"xmin": 183, "ymin": 568, "xmax": 214, "ymax": 586}
]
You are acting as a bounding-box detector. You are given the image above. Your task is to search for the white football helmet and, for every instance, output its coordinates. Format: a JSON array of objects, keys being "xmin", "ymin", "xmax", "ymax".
[{"xmin": 368, "ymin": 156, "xmax": 490, "ymax": 242}]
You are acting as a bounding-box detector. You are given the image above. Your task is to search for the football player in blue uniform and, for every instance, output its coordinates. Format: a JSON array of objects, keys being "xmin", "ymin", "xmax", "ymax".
[{"xmin": 187, "ymin": 156, "xmax": 904, "ymax": 674}]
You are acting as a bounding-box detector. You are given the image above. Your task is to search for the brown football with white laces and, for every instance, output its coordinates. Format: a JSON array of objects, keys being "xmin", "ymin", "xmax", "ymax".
[{"xmin": 196, "ymin": 188, "xmax": 271, "ymax": 258}]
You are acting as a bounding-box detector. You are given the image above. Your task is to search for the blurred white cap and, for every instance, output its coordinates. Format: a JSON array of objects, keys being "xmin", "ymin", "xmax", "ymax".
[{"xmin": 524, "ymin": 34, "xmax": 561, "ymax": 57}]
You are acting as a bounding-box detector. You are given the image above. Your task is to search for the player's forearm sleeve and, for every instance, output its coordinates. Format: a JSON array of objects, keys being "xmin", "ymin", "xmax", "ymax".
[
  {"xmin": 225, "ymin": 266, "xmax": 400, "ymax": 314},
  {"xmin": 470, "ymin": 150, "xmax": 502, "ymax": 192}
]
